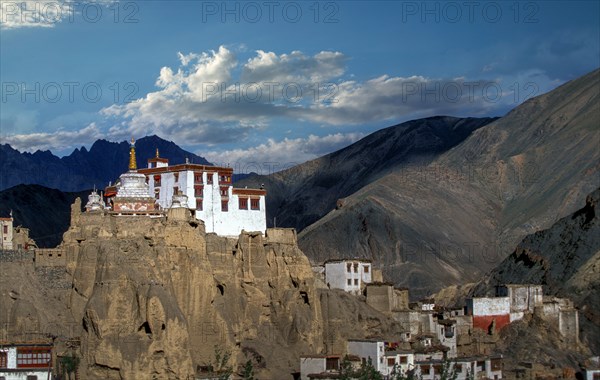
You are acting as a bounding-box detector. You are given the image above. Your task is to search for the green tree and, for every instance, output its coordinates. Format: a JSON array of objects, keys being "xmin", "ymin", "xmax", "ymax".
[
  {"xmin": 356, "ymin": 357, "xmax": 383, "ymax": 380},
  {"xmin": 241, "ymin": 359, "xmax": 255, "ymax": 380},
  {"xmin": 390, "ymin": 363, "xmax": 422, "ymax": 380},
  {"xmin": 204, "ymin": 345, "xmax": 233, "ymax": 380},
  {"xmin": 339, "ymin": 355, "xmax": 355, "ymax": 380},
  {"xmin": 59, "ymin": 353, "xmax": 80, "ymax": 380},
  {"xmin": 437, "ymin": 359, "xmax": 459, "ymax": 380}
]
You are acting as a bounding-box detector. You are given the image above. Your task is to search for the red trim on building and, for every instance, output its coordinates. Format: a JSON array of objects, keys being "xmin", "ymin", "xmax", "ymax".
[
  {"xmin": 148, "ymin": 157, "xmax": 169, "ymax": 163},
  {"xmin": 232, "ymin": 188, "xmax": 267, "ymax": 196},
  {"xmin": 139, "ymin": 164, "xmax": 233, "ymax": 176},
  {"xmin": 472, "ymin": 315, "xmax": 510, "ymax": 331}
]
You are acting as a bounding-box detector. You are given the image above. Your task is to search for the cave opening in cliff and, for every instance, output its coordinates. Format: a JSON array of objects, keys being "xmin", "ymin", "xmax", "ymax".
[
  {"xmin": 139, "ymin": 321, "xmax": 152, "ymax": 335},
  {"xmin": 300, "ymin": 291, "xmax": 310, "ymax": 305},
  {"xmin": 217, "ymin": 284, "xmax": 224, "ymax": 296}
]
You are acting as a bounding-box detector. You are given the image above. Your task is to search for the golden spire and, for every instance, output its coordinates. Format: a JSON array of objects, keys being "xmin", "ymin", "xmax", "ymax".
[
  {"xmin": 156, "ymin": 148, "xmax": 160, "ymax": 158},
  {"xmin": 129, "ymin": 137, "xmax": 137, "ymax": 171}
]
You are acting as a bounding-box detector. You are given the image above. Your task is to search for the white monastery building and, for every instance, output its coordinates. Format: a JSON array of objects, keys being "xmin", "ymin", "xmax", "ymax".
[
  {"xmin": 324, "ymin": 259, "xmax": 372, "ymax": 294},
  {"xmin": 0, "ymin": 216, "xmax": 13, "ymax": 250},
  {"xmin": 0, "ymin": 344, "xmax": 53, "ymax": 380},
  {"xmin": 105, "ymin": 139, "xmax": 266, "ymax": 237}
]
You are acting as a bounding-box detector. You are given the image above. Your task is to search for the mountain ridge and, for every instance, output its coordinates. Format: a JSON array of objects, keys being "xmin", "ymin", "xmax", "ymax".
[
  {"xmin": 298, "ymin": 68, "xmax": 600, "ymax": 298},
  {"xmin": 0, "ymin": 135, "xmax": 210, "ymax": 192}
]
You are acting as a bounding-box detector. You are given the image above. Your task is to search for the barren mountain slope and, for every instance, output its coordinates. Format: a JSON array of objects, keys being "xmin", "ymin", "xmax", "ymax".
[
  {"xmin": 299, "ymin": 69, "xmax": 600, "ymax": 298},
  {"xmin": 237, "ymin": 116, "xmax": 497, "ymax": 231},
  {"xmin": 471, "ymin": 187, "xmax": 600, "ymax": 353}
]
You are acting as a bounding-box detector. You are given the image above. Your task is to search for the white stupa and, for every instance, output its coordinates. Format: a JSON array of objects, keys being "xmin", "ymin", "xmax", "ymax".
[{"xmin": 112, "ymin": 138, "xmax": 157, "ymax": 213}]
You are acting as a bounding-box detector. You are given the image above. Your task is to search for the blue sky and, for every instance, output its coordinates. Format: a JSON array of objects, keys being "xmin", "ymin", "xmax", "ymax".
[{"xmin": 1, "ymin": 1, "xmax": 599, "ymax": 170}]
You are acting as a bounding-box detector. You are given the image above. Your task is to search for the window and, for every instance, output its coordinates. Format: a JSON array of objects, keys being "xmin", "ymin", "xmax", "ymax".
[
  {"xmin": 239, "ymin": 198, "xmax": 248, "ymax": 210},
  {"xmin": 220, "ymin": 188, "xmax": 228, "ymax": 196},
  {"xmin": 27, "ymin": 377, "xmax": 38, "ymax": 380},
  {"xmin": 3, "ymin": 225, "xmax": 7, "ymax": 234},
  {"xmin": 221, "ymin": 200, "xmax": 228, "ymax": 212},
  {"xmin": 325, "ymin": 358, "xmax": 339, "ymax": 371},
  {"xmin": 207, "ymin": 174, "xmax": 213, "ymax": 184},
  {"xmin": 17, "ymin": 347, "xmax": 51, "ymax": 368},
  {"xmin": 250, "ymin": 198, "xmax": 260, "ymax": 210},
  {"xmin": 354, "ymin": 279, "xmax": 358, "ymax": 286},
  {"xmin": 387, "ymin": 358, "xmax": 396, "ymax": 366},
  {"xmin": 194, "ymin": 186, "xmax": 203, "ymax": 197},
  {"xmin": 353, "ymin": 263, "xmax": 358, "ymax": 272},
  {"xmin": 0, "ymin": 351, "xmax": 7, "ymax": 367},
  {"xmin": 196, "ymin": 198, "xmax": 203, "ymax": 211},
  {"xmin": 194, "ymin": 172, "xmax": 203, "ymax": 184},
  {"xmin": 174, "ymin": 173, "xmax": 179, "ymax": 182},
  {"xmin": 155, "ymin": 190, "xmax": 160, "ymax": 200},
  {"xmin": 400, "ymin": 356, "xmax": 407, "ymax": 364},
  {"xmin": 347, "ymin": 279, "xmax": 352, "ymax": 286},
  {"xmin": 347, "ymin": 263, "xmax": 352, "ymax": 273},
  {"xmin": 173, "ymin": 186, "xmax": 179, "ymax": 195},
  {"xmin": 364, "ymin": 265, "xmax": 370, "ymax": 273}
]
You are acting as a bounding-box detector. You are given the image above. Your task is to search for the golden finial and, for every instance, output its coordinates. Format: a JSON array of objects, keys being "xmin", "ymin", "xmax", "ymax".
[
  {"xmin": 156, "ymin": 148, "xmax": 160, "ymax": 158},
  {"xmin": 129, "ymin": 137, "xmax": 137, "ymax": 171}
]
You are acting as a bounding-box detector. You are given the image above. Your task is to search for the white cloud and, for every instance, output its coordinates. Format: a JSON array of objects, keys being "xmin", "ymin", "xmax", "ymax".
[
  {"xmin": 203, "ymin": 132, "xmax": 365, "ymax": 173},
  {"xmin": 3, "ymin": 45, "xmax": 544, "ymax": 155},
  {"xmin": 102, "ymin": 45, "xmax": 517, "ymax": 148},
  {"xmin": 1, "ymin": 123, "xmax": 102, "ymax": 152}
]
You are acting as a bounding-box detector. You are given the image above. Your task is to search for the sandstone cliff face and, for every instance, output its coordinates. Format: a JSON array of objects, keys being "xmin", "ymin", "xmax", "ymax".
[
  {"xmin": 0, "ymin": 200, "xmax": 411, "ymax": 379},
  {"xmin": 59, "ymin": 204, "xmax": 324, "ymax": 379}
]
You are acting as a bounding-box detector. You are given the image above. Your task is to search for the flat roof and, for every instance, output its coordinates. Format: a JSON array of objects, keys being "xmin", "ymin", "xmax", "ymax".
[
  {"xmin": 324, "ymin": 258, "xmax": 373, "ymax": 264},
  {"xmin": 138, "ymin": 163, "xmax": 233, "ymax": 175},
  {"xmin": 301, "ymin": 355, "xmax": 342, "ymax": 359}
]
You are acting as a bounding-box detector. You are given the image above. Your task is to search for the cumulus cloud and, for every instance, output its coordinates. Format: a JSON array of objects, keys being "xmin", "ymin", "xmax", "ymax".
[
  {"xmin": 103, "ymin": 45, "xmax": 519, "ymax": 147},
  {"xmin": 1, "ymin": 123, "xmax": 102, "ymax": 152},
  {"xmin": 4, "ymin": 45, "xmax": 546, "ymax": 155},
  {"xmin": 203, "ymin": 132, "xmax": 365, "ymax": 174}
]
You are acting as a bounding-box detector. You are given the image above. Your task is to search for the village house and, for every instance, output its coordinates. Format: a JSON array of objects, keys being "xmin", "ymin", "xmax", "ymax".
[
  {"xmin": 465, "ymin": 296, "xmax": 511, "ymax": 333},
  {"xmin": 299, "ymin": 355, "xmax": 341, "ymax": 380},
  {"xmin": 0, "ymin": 217, "xmax": 13, "ymax": 250},
  {"xmin": 0, "ymin": 343, "xmax": 53, "ymax": 380},
  {"xmin": 103, "ymin": 139, "xmax": 267, "ymax": 237},
  {"xmin": 496, "ymin": 284, "xmax": 543, "ymax": 322},
  {"xmin": 415, "ymin": 355, "xmax": 502, "ymax": 380},
  {"xmin": 324, "ymin": 259, "xmax": 372, "ymax": 294},
  {"xmin": 346, "ymin": 339, "xmax": 388, "ymax": 375},
  {"xmin": 382, "ymin": 348, "xmax": 415, "ymax": 376},
  {"xmin": 365, "ymin": 283, "xmax": 409, "ymax": 314}
]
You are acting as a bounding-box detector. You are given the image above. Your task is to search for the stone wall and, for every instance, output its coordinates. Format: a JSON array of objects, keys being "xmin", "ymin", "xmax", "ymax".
[
  {"xmin": 0, "ymin": 249, "xmax": 33, "ymax": 262},
  {"xmin": 34, "ymin": 248, "xmax": 67, "ymax": 267}
]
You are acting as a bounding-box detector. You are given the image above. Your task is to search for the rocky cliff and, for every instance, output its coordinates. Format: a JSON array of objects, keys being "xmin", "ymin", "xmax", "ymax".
[{"xmin": 0, "ymin": 200, "xmax": 403, "ymax": 379}]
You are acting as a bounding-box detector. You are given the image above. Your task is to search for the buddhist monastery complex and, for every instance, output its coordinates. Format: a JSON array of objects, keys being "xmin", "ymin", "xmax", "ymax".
[{"xmin": 103, "ymin": 138, "xmax": 267, "ymax": 236}]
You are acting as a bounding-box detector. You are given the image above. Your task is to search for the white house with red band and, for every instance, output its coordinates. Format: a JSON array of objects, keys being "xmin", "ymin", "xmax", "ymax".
[{"xmin": 105, "ymin": 141, "xmax": 266, "ymax": 237}]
